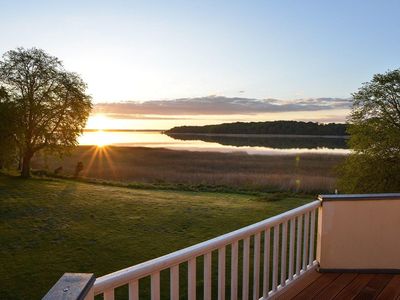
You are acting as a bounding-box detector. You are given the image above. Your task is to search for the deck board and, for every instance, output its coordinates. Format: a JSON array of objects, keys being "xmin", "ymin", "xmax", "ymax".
[
  {"xmin": 272, "ymin": 271, "xmax": 400, "ymax": 300},
  {"xmin": 354, "ymin": 274, "xmax": 393, "ymax": 300},
  {"xmin": 376, "ymin": 275, "xmax": 400, "ymax": 299},
  {"xmin": 274, "ymin": 270, "xmax": 322, "ymax": 300},
  {"xmin": 292, "ymin": 273, "xmax": 341, "ymax": 300},
  {"xmin": 315, "ymin": 273, "xmax": 358, "ymax": 300},
  {"xmin": 333, "ymin": 274, "xmax": 375, "ymax": 299}
]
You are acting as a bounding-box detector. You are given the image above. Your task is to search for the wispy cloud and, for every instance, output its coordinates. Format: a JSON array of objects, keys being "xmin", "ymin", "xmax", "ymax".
[{"xmin": 94, "ymin": 96, "xmax": 351, "ymax": 116}]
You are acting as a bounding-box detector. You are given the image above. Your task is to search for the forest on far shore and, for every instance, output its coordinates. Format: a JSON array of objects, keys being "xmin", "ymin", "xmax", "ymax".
[{"xmin": 166, "ymin": 120, "xmax": 348, "ymax": 136}]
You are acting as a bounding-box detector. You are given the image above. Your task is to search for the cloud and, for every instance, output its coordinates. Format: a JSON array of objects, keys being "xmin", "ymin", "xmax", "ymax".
[
  {"xmin": 94, "ymin": 96, "xmax": 351, "ymax": 116},
  {"xmin": 101, "ymin": 113, "xmax": 196, "ymax": 120}
]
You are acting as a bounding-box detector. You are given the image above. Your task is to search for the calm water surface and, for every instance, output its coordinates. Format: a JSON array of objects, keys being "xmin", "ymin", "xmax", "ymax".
[{"xmin": 78, "ymin": 130, "xmax": 350, "ymax": 155}]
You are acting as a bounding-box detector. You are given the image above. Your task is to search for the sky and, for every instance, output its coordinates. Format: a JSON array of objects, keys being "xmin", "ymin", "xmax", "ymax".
[{"xmin": 1, "ymin": 0, "xmax": 400, "ymax": 128}]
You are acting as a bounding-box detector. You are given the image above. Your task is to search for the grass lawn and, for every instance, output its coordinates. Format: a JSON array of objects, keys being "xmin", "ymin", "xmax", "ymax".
[{"xmin": 0, "ymin": 174, "xmax": 312, "ymax": 299}]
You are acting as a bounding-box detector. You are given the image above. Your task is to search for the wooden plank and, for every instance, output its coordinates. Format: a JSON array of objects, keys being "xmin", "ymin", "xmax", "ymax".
[
  {"xmin": 218, "ymin": 247, "xmax": 226, "ymax": 300},
  {"xmin": 308, "ymin": 210, "xmax": 316, "ymax": 266},
  {"xmin": 272, "ymin": 226, "xmax": 279, "ymax": 292},
  {"xmin": 230, "ymin": 242, "xmax": 238, "ymax": 300},
  {"xmin": 204, "ymin": 252, "xmax": 212, "ymax": 300},
  {"xmin": 151, "ymin": 272, "xmax": 160, "ymax": 300},
  {"xmin": 280, "ymin": 222, "xmax": 288, "ymax": 287},
  {"xmin": 314, "ymin": 273, "xmax": 357, "ymax": 300},
  {"xmin": 84, "ymin": 289, "xmax": 94, "ymax": 300},
  {"xmin": 288, "ymin": 219, "xmax": 295, "ymax": 281},
  {"xmin": 334, "ymin": 274, "xmax": 376, "ymax": 299},
  {"xmin": 170, "ymin": 265, "xmax": 179, "ymax": 300},
  {"xmin": 43, "ymin": 273, "xmax": 95, "ymax": 300},
  {"xmin": 262, "ymin": 228, "xmax": 271, "ymax": 298},
  {"xmin": 104, "ymin": 289, "xmax": 115, "ymax": 300},
  {"xmin": 295, "ymin": 216, "xmax": 303, "ymax": 276},
  {"xmin": 292, "ymin": 272, "xmax": 341, "ymax": 300},
  {"xmin": 274, "ymin": 270, "xmax": 322, "ymax": 300},
  {"xmin": 354, "ymin": 274, "xmax": 393, "ymax": 300},
  {"xmin": 253, "ymin": 233, "xmax": 261, "ymax": 300},
  {"xmin": 377, "ymin": 275, "xmax": 400, "ymax": 299},
  {"xmin": 129, "ymin": 280, "xmax": 139, "ymax": 300},
  {"xmin": 243, "ymin": 237, "xmax": 250, "ymax": 300},
  {"xmin": 188, "ymin": 258, "xmax": 196, "ymax": 300},
  {"xmin": 302, "ymin": 213, "xmax": 309, "ymax": 271}
]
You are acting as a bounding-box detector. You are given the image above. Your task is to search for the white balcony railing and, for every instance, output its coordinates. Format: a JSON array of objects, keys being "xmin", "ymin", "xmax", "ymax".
[{"xmin": 83, "ymin": 200, "xmax": 320, "ymax": 300}]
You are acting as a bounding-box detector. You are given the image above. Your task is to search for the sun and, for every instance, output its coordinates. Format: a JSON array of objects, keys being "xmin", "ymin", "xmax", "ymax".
[
  {"xmin": 86, "ymin": 114, "xmax": 112, "ymax": 130},
  {"xmin": 94, "ymin": 130, "xmax": 109, "ymax": 147}
]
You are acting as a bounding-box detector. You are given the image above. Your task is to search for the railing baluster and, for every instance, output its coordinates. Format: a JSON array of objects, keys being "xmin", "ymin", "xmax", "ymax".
[
  {"xmin": 151, "ymin": 272, "xmax": 160, "ymax": 300},
  {"xmin": 242, "ymin": 237, "xmax": 250, "ymax": 300},
  {"xmin": 288, "ymin": 218, "xmax": 295, "ymax": 281},
  {"xmin": 263, "ymin": 228, "xmax": 271, "ymax": 298},
  {"xmin": 84, "ymin": 288, "xmax": 94, "ymax": 300},
  {"xmin": 86, "ymin": 201, "xmax": 321, "ymax": 299},
  {"xmin": 308, "ymin": 209, "xmax": 316, "ymax": 266},
  {"xmin": 170, "ymin": 265, "xmax": 179, "ymax": 300},
  {"xmin": 218, "ymin": 247, "xmax": 226, "ymax": 300},
  {"xmin": 272, "ymin": 225, "xmax": 279, "ymax": 292},
  {"xmin": 204, "ymin": 252, "xmax": 212, "ymax": 300},
  {"xmin": 280, "ymin": 221, "xmax": 288, "ymax": 287},
  {"xmin": 188, "ymin": 258, "xmax": 196, "ymax": 300},
  {"xmin": 231, "ymin": 241, "xmax": 239, "ymax": 300},
  {"xmin": 253, "ymin": 232, "xmax": 261, "ymax": 300},
  {"xmin": 104, "ymin": 289, "xmax": 115, "ymax": 300},
  {"xmin": 129, "ymin": 280, "xmax": 139, "ymax": 300},
  {"xmin": 302, "ymin": 212, "xmax": 310, "ymax": 271},
  {"xmin": 296, "ymin": 215, "xmax": 303, "ymax": 276}
]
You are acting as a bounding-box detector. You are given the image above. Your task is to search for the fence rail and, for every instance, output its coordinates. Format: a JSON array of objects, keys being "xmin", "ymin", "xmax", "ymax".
[{"xmin": 89, "ymin": 200, "xmax": 320, "ymax": 300}]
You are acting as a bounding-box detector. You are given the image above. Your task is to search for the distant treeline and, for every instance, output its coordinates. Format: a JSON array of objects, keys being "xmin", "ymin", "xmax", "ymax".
[{"xmin": 166, "ymin": 121, "xmax": 348, "ymax": 136}]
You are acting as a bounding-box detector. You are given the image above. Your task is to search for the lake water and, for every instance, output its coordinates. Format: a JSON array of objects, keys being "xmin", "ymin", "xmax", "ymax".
[{"xmin": 78, "ymin": 130, "xmax": 350, "ymax": 155}]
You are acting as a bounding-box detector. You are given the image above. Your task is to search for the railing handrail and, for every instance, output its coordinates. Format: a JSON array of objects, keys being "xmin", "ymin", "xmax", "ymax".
[{"xmin": 94, "ymin": 200, "xmax": 320, "ymax": 294}]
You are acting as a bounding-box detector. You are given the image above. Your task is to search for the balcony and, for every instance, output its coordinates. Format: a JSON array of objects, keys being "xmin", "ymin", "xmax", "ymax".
[{"xmin": 43, "ymin": 194, "xmax": 400, "ymax": 299}]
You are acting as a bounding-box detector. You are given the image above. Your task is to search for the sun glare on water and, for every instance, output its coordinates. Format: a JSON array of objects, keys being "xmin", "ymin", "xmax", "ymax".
[{"xmin": 79, "ymin": 114, "xmax": 117, "ymax": 147}]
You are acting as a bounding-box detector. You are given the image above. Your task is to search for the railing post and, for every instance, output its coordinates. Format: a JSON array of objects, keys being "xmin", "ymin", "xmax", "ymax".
[{"xmin": 42, "ymin": 273, "xmax": 95, "ymax": 300}]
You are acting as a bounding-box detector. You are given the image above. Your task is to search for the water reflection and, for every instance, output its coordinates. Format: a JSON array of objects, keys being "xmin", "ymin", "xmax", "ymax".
[
  {"xmin": 78, "ymin": 130, "xmax": 350, "ymax": 155},
  {"xmin": 166, "ymin": 133, "xmax": 349, "ymax": 149}
]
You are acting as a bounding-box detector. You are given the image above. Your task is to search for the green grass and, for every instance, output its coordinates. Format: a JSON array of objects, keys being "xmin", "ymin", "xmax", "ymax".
[{"xmin": 0, "ymin": 174, "xmax": 312, "ymax": 299}]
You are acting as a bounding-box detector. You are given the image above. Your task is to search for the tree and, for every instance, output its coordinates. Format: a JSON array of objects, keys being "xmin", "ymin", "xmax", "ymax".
[
  {"xmin": 338, "ymin": 69, "xmax": 400, "ymax": 192},
  {"xmin": 0, "ymin": 48, "xmax": 92, "ymax": 177},
  {"xmin": 0, "ymin": 88, "xmax": 19, "ymax": 169}
]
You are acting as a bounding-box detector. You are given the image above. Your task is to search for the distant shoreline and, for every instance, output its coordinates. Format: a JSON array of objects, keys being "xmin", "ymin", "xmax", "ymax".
[
  {"xmin": 165, "ymin": 132, "xmax": 349, "ymax": 139},
  {"xmin": 83, "ymin": 129, "xmax": 349, "ymax": 139}
]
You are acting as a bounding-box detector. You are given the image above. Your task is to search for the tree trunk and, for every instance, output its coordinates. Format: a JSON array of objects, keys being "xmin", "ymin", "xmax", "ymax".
[
  {"xmin": 21, "ymin": 152, "xmax": 33, "ymax": 178},
  {"xmin": 18, "ymin": 155, "xmax": 22, "ymax": 170}
]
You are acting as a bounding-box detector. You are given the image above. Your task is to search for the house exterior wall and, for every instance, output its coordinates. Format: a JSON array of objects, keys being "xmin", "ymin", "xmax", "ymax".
[{"xmin": 317, "ymin": 197, "xmax": 400, "ymax": 271}]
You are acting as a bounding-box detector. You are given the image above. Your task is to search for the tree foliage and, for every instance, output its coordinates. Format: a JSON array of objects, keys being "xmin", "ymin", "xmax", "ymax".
[
  {"xmin": 0, "ymin": 48, "xmax": 92, "ymax": 177},
  {"xmin": 338, "ymin": 69, "xmax": 400, "ymax": 192},
  {"xmin": 0, "ymin": 88, "xmax": 19, "ymax": 168}
]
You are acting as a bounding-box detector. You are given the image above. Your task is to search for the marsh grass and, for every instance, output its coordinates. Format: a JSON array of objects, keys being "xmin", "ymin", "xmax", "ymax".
[{"xmin": 33, "ymin": 146, "xmax": 345, "ymax": 193}]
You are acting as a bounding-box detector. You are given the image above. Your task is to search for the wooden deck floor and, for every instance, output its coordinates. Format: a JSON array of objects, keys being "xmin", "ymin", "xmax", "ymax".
[{"xmin": 275, "ymin": 270, "xmax": 400, "ymax": 299}]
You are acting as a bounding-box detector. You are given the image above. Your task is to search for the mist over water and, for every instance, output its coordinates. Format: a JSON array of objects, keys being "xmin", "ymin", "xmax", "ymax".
[{"xmin": 79, "ymin": 130, "xmax": 350, "ymax": 155}]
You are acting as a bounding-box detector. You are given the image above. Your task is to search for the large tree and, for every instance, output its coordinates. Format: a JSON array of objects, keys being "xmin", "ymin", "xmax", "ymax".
[
  {"xmin": 0, "ymin": 48, "xmax": 92, "ymax": 177},
  {"xmin": 0, "ymin": 87, "xmax": 19, "ymax": 169},
  {"xmin": 338, "ymin": 69, "xmax": 400, "ymax": 192}
]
